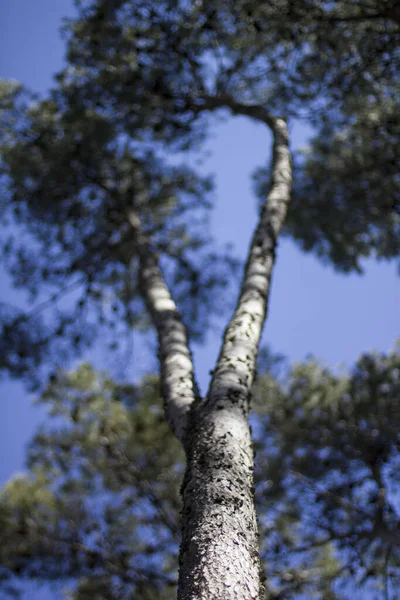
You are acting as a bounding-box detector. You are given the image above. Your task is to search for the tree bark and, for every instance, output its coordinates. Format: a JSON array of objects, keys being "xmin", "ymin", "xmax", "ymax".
[
  {"xmin": 178, "ymin": 113, "xmax": 292, "ymax": 599},
  {"xmin": 128, "ymin": 211, "xmax": 200, "ymax": 443}
]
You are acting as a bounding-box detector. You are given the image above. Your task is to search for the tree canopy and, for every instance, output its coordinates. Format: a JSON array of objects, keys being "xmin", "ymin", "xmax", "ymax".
[{"xmin": 1, "ymin": 0, "xmax": 399, "ymax": 385}]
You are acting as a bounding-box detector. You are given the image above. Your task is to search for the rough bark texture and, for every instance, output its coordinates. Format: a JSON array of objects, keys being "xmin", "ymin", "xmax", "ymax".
[
  {"xmin": 209, "ymin": 117, "xmax": 291, "ymax": 408},
  {"xmin": 128, "ymin": 211, "xmax": 199, "ymax": 442},
  {"xmin": 179, "ymin": 404, "xmax": 261, "ymax": 599},
  {"xmin": 177, "ymin": 115, "xmax": 292, "ymax": 599}
]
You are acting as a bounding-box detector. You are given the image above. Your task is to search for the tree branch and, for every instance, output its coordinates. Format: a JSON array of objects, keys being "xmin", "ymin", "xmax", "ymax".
[
  {"xmin": 9, "ymin": 276, "xmax": 87, "ymax": 322},
  {"xmin": 197, "ymin": 94, "xmax": 277, "ymax": 128},
  {"xmin": 205, "ymin": 109, "xmax": 291, "ymax": 410},
  {"xmin": 127, "ymin": 211, "xmax": 200, "ymax": 443},
  {"xmin": 288, "ymin": 469, "xmax": 371, "ymax": 518}
]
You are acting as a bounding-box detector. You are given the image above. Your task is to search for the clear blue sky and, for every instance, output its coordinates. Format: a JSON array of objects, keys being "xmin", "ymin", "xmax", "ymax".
[{"xmin": 0, "ymin": 1, "xmax": 399, "ymax": 596}]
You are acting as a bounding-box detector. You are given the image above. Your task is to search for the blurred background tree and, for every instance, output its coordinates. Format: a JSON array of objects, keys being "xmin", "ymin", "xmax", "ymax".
[{"xmin": 1, "ymin": 345, "xmax": 399, "ymax": 598}]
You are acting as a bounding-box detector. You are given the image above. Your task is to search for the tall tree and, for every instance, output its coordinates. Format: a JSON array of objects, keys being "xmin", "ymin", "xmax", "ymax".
[{"xmin": 0, "ymin": 1, "xmax": 398, "ymax": 597}]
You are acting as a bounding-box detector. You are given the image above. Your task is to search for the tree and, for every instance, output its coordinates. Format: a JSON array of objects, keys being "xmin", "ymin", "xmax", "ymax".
[
  {"xmin": 0, "ymin": 366, "xmax": 182, "ymax": 600},
  {"xmin": 253, "ymin": 344, "xmax": 400, "ymax": 598},
  {"xmin": 0, "ymin": 1, "xmax": 398, "ymax": 597},
  {"xmin": 1, "ymin": 347, "xmax": 399, "ymax": 598}
]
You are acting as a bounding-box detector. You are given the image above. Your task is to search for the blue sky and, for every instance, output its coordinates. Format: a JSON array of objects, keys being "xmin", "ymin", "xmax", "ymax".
[{"xmin": 0, "ymin": 1, "xmax": 399, "ymax": 596}]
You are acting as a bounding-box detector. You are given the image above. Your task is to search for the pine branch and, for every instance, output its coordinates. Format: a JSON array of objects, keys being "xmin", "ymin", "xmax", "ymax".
[
  {"xmin": 127, "ymin": 211, "xmax": 200, "ymax": 443},
  {"xmin": 206, "ymin": 111, "xmax": 291, "ymax": 411},
  {"xmin": 197, "ymin": 94, "xmax": 277, "ymax": 128}
]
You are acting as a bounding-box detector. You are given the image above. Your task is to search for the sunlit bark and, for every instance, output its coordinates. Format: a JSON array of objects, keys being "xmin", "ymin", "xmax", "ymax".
[{"xmin": 128, "ymin": 211, "xmax": 200, "ymax": 443}]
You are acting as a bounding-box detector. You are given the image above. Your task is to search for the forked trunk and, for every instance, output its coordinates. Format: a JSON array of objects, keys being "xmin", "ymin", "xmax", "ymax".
[{"xmin": 177, "ymin": 116, "xmax": 292, "ymax": 599}]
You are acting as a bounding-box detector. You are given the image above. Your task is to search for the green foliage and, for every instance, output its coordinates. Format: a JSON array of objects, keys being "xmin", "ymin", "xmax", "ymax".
[
  {"xmin": 253, "ymin": 343, "xmax": 400, "ymax": 598},
  {"xmin": 0, "ymin": 69, "xmax": 236, "ymax": 385},
  {"xmin": 202, "ymin": 0, "xmax": 399, "ymax": 116},
  {"xmin": 228, "ymin": 0, "xmax": 400, "ymax": 270},
  {"xmin": 1, "ymin": 347, "xmax": 400, "ymax": 598},
  {"xmin": 282, "ymin": 96, "xmax": 400, "ymax": 272},
  {"xmin": 0, "ymin": 364, "xmax": 183, "ymax": 599}
]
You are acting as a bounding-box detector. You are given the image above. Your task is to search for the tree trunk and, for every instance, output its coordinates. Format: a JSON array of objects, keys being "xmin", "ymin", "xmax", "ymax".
[
  {"xmin": 178, "ymin": 115, "xmax": 292, "ymax": 599},
  {"xmin": 179, "ymin": 400, "xmax": 262, "ymax": 599}
]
